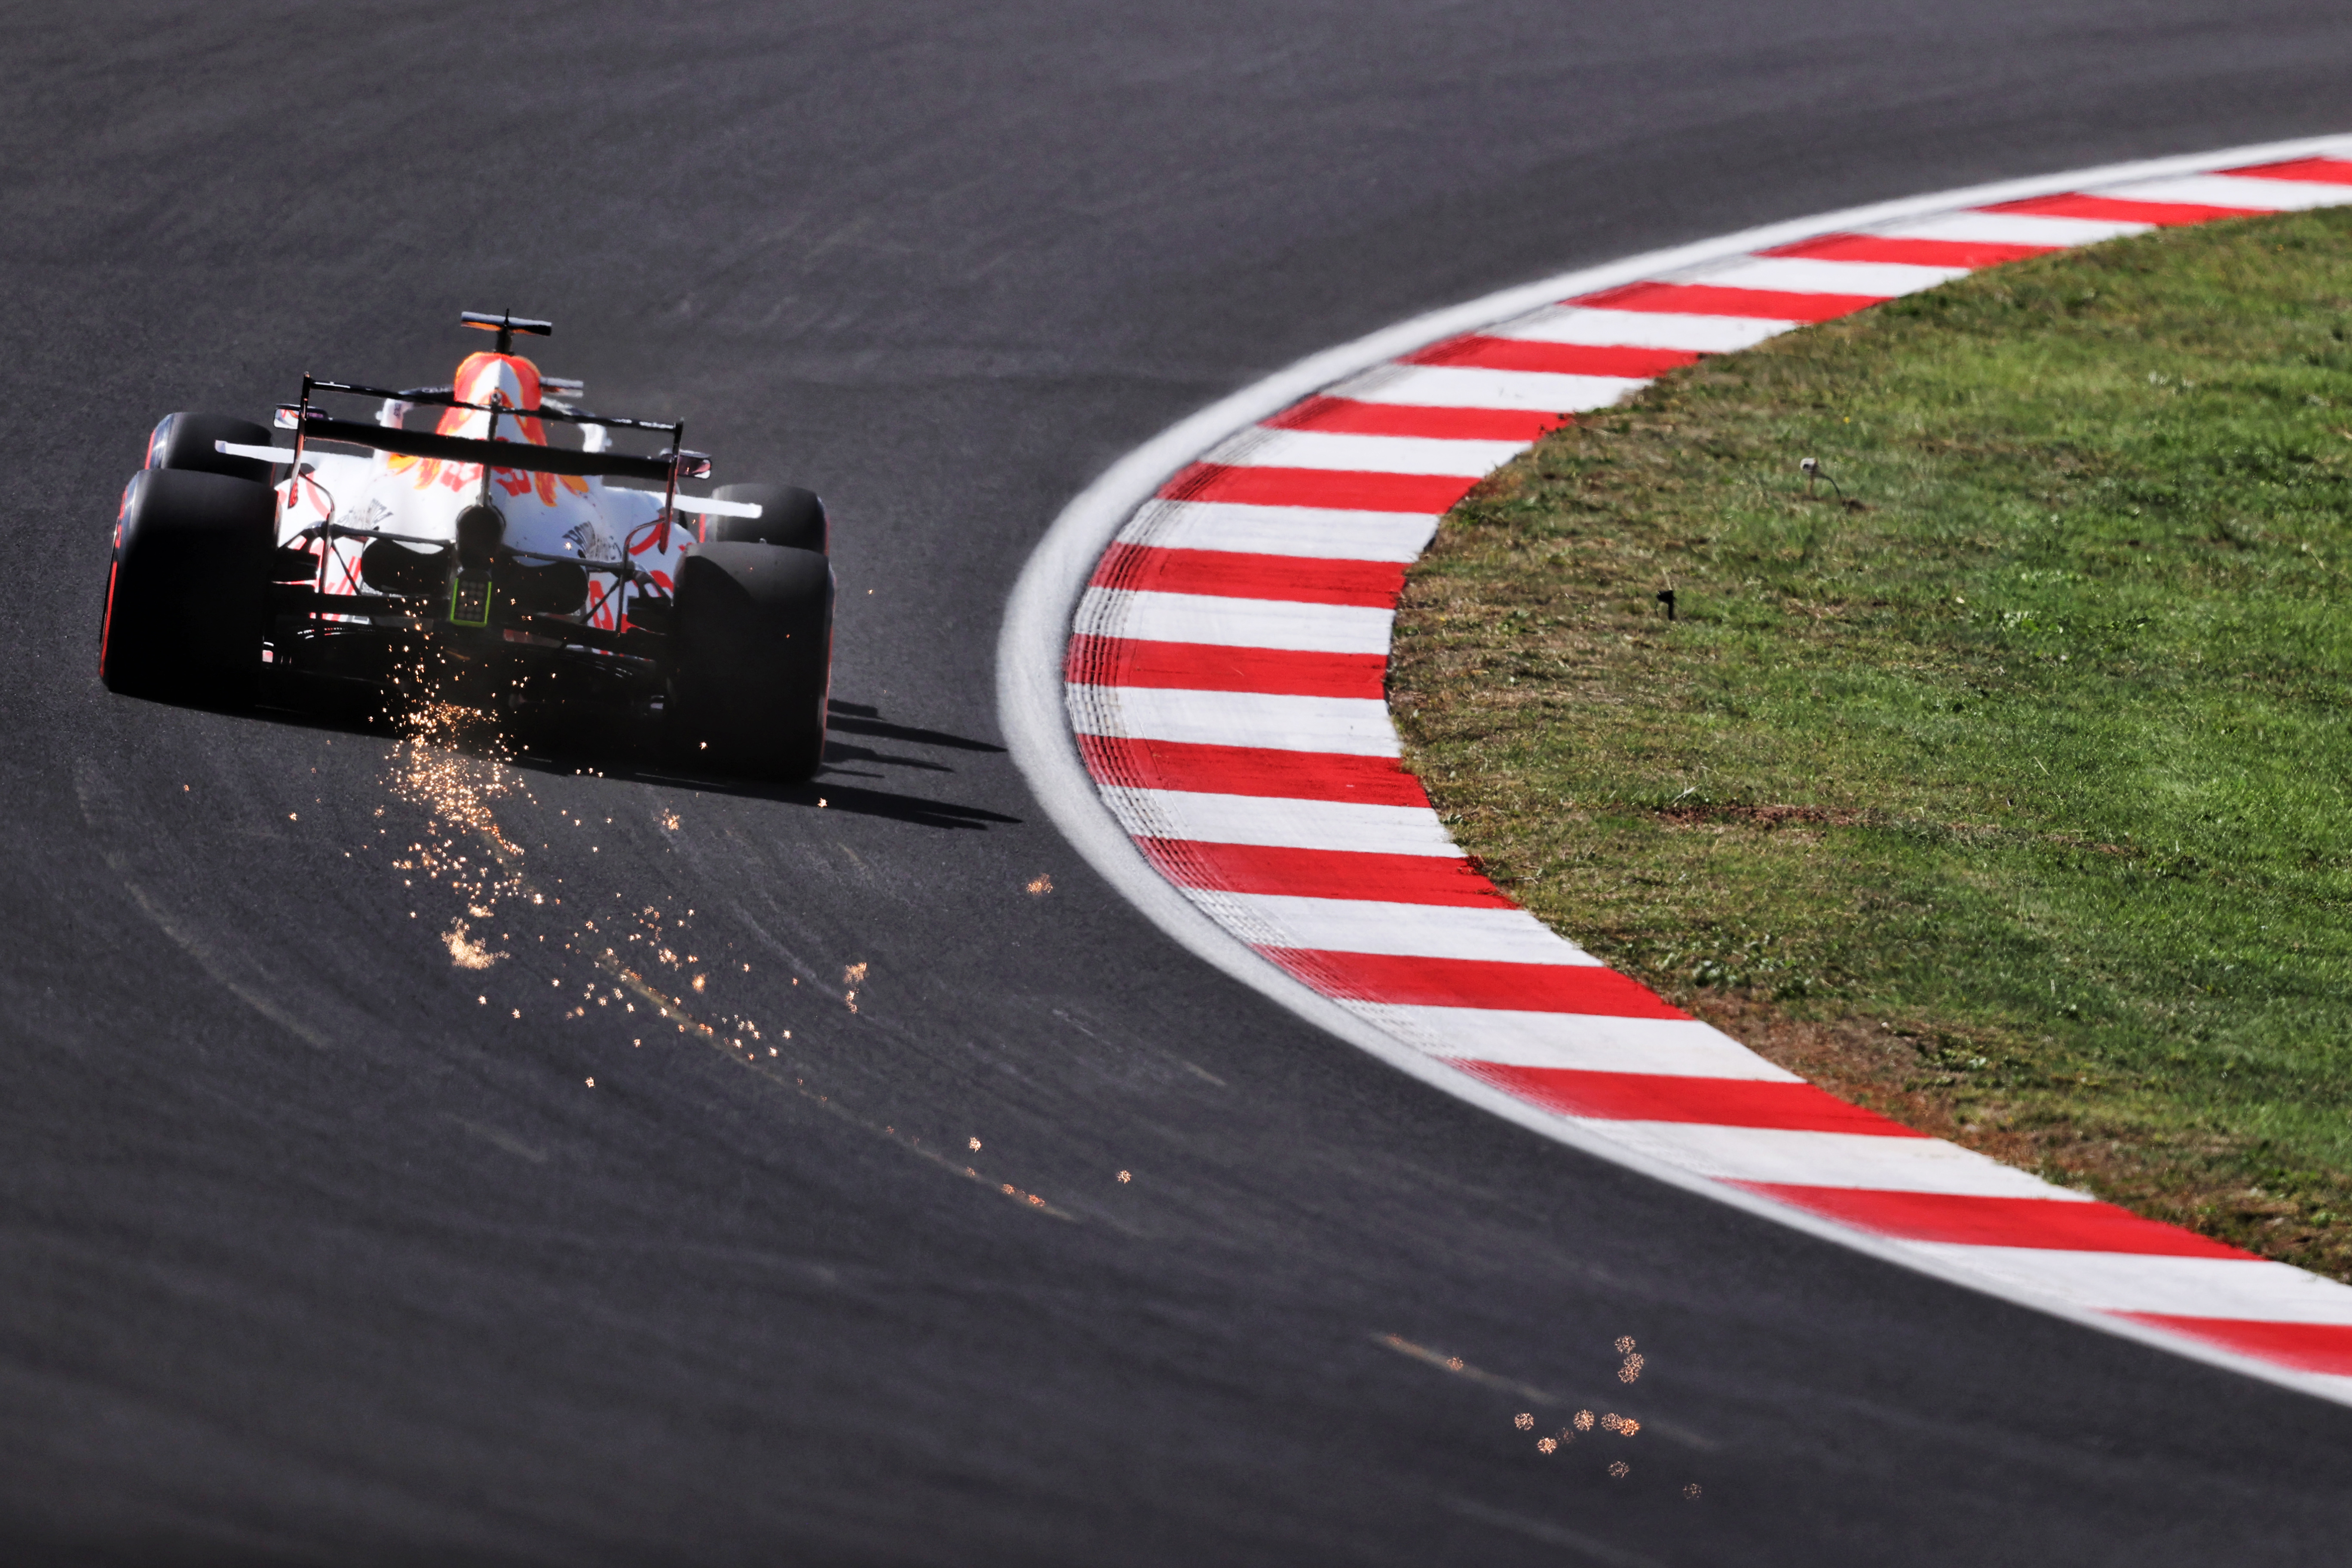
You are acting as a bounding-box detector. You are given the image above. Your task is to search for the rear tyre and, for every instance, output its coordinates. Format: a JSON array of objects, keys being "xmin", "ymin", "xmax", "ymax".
[
  {"xmin": 665, "ymin": 542, "xmax": 833, "ymax": 779},
  {"xmin": 101, "ymin": 468, "xmax": 276, "ymax": 702},
  {"xmin": 703, "ymin": 483, "xmax": 827, "ymax": 554},
  {"xmin": 145, "ymin": 412, "xmax": 277, "ymax": 485}
]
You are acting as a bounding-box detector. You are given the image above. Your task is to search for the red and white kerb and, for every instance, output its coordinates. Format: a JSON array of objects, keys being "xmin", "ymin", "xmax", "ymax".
[{"xmin": 1063, "ymin": 153, "xmax": 2352, "ymax": 1399}]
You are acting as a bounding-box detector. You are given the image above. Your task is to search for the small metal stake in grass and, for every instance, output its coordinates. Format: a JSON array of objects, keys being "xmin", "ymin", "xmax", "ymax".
[{"xmin": 1657, "ymin": 588, "xmax": 1675, "ymax": 621}]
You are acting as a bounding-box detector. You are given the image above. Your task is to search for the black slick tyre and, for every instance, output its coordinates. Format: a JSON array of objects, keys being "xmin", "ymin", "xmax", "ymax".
[
  {"xmin": 665, "ymin": 542, "xmax": 833, "ymax": 778},
  {"xmin": 145, "ymin": 412, "xmax": 277, "ymax": 484},
  {"xmin": 100, "ymin": 468, "xmax": 276, "ymax": 701},
  {"xmin": 703, "ymin": 483, "xmax": 827, "ymax": 554}
]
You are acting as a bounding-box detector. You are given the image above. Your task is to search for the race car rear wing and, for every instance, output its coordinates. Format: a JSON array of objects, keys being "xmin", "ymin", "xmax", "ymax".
[
  {"xmin": 293, "ymin": 376, "xmax": 683, "ymax": 437},
  {"xmin": 276, "ymin": 374, "xmax": 713, "ymax": 484},
  {"xmin": 263, "ymin": 363, "xmax": 729, "ymax": 549},
  {"xmin": 213, "ymin": 437, "xmax": 759, "ymax": 519},
  {"xmin": 285, "ymin": 410, "xmax": 686, "ymax": 484}
]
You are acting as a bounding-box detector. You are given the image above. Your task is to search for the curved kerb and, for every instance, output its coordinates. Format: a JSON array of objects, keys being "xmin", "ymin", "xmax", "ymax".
[{"xmin": 1000, "ymin": 131, "xmax": 2352, "ymax": 1407}]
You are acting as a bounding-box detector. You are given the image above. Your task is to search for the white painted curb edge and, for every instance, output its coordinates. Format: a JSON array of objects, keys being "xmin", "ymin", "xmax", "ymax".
[{"xmin": 997, "ymin": 131, "xmax": 2352, "ymax": 1409}]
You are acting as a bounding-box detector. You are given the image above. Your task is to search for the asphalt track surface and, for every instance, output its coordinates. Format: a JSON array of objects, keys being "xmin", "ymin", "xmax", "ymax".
[{"xmin": 7, "ymin": 5, "xmax": 2352, "ymax": 1563}]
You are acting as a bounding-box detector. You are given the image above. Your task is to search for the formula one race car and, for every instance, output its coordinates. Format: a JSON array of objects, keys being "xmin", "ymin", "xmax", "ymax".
[{"xmin": 100, "ymin": 310, "xmax": 834, "ymax": 778}]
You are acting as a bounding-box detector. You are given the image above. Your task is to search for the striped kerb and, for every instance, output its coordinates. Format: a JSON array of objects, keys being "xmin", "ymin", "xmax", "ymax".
[{"xmin": 1062, "ymin": 152, "xmax": 2352, "ymax": 1401}]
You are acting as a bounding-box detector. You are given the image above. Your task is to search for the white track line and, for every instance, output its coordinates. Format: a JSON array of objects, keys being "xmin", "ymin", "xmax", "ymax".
[
  {"xmin": 1669, "ymin": 256, "xmax": 1964, "ymax": 295},
  {"xmin": 1334, "ymin": 364, "xmax": 1648, "ymax": 412},
  {"xmin": 1589, "ymin": 1123, "xmax": 2083, "ymax": 1198},
  {"xmin": 1869, "ymin": 211, "xmax": 2148, "ymax": 246},
  {"xmin": 1094, "ymin": 788, "xmax": 1458, "ymax": 856},
  {"xmin": 2103, "ymin": 173, "xmax": 2352, "ymax": 209},
  {"xmin": 1069, "ymin": 685, "xmax": 1400, "ymax": 754},
  {"xmin": 1121, "ymin": 501, "xmax": 1439, "ymax": 561},
  {"xmin": 1211, "ymin": 429, "xmax": 1533, "ymax": 476},
  {"xmin": 1073, "ymin": 588, "xmax": 1394, "ymax": 655},
  {"xmin": 1353, "ymin": 1004, "xmax": 1801, "ymax": 1078},
  {"xmin": 1206, "ymin": 893, "xmax": 1597, "ymax": 964},
  {"xmin": 1496, "ymin": 307, "xmax": 1793, "ymax": 351}
]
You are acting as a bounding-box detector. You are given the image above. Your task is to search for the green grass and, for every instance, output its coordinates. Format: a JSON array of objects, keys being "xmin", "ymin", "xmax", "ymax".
[{"xmin": 1390, "ymin": 208, "xmax": 2352, "ymax": 1277}]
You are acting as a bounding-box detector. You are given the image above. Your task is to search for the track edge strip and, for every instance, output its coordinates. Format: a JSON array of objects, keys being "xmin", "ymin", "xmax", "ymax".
[{"xmin": 997, "ymin": 130, "xmax": 2352, "ymax": 1409}]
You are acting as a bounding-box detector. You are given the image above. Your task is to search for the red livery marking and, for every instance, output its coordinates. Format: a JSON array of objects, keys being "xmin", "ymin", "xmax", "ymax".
[
  {"xmin": 1757, "ymin": 233, "xmax": 2056, "ymax": 268},
  {"xmin": 1090, "ymin": 541, "xmax": 1406, "ymax": 607},
  {"xmin": 1406, "ymin": 334, "xmax": 1701, "ymax": 380},
  {"xmin": 1265, "ymin": 395, "xmax": 1569, "ymax": 441},
  {"xmin": 1459, "ymin": 1065, "xmax": 1924, "ymax": 1133},
  {"xmin": 1979, "ymin": 193, "xmax": 2268, "ymax": 226},
  {"xmin": 1259, "ymin": 949, "xmax": 1688, "ymax": 1016},
  {"xmin": 1065, "ymin": 635, "xmax": 1387, "ymax": 698},
  {"xmin": 98, "ymin": 556, "xmax": 120, "ymax": 675},
  {"xmin": 1566, "ymin": 281, "xmax": 1886, "ymax": 322},
  {"xmin": 1158, "ymin": 463, "xmax": 1476, "ymax": 514},
  {"xmin": 2113, "ymin": 1315, "xmax": 2352, "ymax": 1376},
  {"xmin": 1077, "ymin": 735, "xmax": 1430, "ymax": 805},
  {"xmin": 1137, "ymin": 839, "xmax": 1515, "ymax": 907},
  {"xmin": 2220, "ymin": 156, "xmax": 2352, "ymax": 186},
  {"xmin": 1735, "ymin": 1185, "xmax": 2254, "ymax": 1257}
]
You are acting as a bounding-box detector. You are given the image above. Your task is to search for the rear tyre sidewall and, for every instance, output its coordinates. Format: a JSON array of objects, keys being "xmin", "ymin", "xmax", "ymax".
[
  {"xmin": 146, "ymin": 411, "xmax": 276, "ymax": 485},
  {"xmin": 666, "ymin": 542, "xmax": 833, "ymax": 778},
  {"xmin": 101, "ymin": 468, "xmax": 276, "ymax": 702},
  {"xmin": 704, "ymin": 483, "xmax": 827, "ymax": 554}
]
